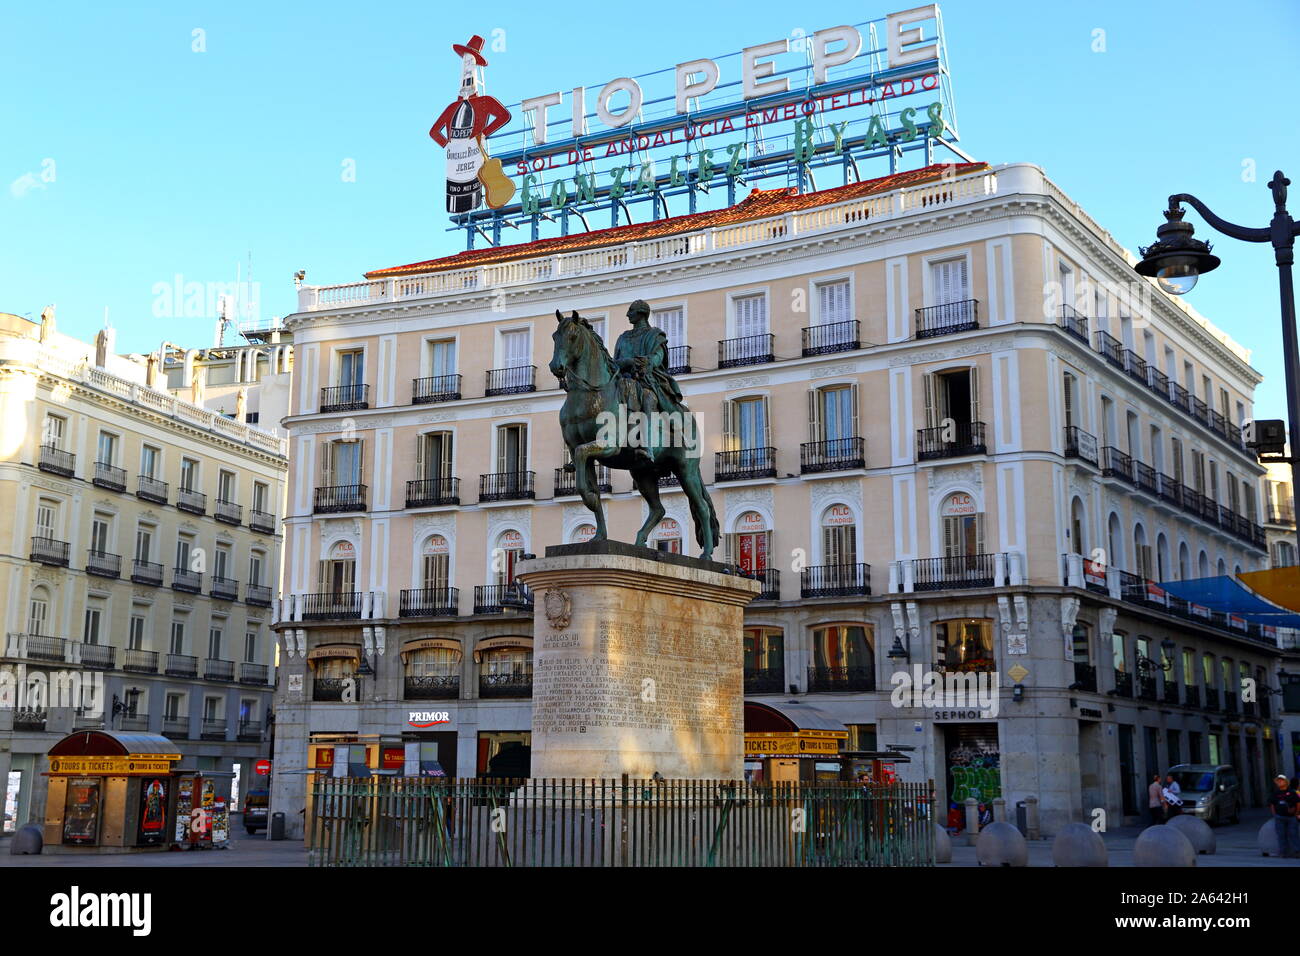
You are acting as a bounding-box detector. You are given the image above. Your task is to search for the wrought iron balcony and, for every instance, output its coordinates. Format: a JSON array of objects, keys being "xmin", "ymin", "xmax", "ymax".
[
  {"xmin": 14, "ymin": 709, "xmax": 46, "ymax": 732},
  {"xmin": 917, "ymin": 421, "xmax": 986, "ymax": 460},
  {"xmin": 1137, "ymin": 675, "xmax": 1158, "ymax": 701},
  {"xmin": 406, "ymin": 477, "xmax": 461, "ymax": 507},
  {"xmin": 177, "ymin": 487, "xmax": 207, "ymax": 515},
  {"xmin": 1071, "ymin": 662, "xmax": 1097, "ymax": 692},
  {"xmin": 485, "ymin": 365, "xmax": 536, "ymax": 396},
  {"xmin": 300, "ymin": 591, "xmax": 364, "ymax": 621},
  {"xmin": 1095, "ymin": 331, "xmax": 1125, "ymax": 370},
  {"xmin": 1184, "ymin": 685, "xmax": 1201, "ymax": 707},
  {"xmin": 1063, "ymin": 426, "xmax": 1098, "ymax": 465},
  {"xmin": 215, "ymin": 499, "xmax": 243, "ymax": 525},
  {"xmin": 736, "ymin": 567, "xmax": 780, "ymax": 601},
  {"xmin": 1163, "ymin": 681, "xmax": 1180, "ymax": 705},
  {"xmin": 665, "ymin": 345, "xmax": 691, "ymax": 375},
  {"xmin": 914, "ymin": 299, "xmax": 978, "ymax": 338},
  {"xmin": 314, "ymin": 484, "xmax": 367, "ymax": 513},
  {"xmin": 3, "ymin": 633, "xmax": 68, "ymax": 663},
  {"xmin": 93, "ymin": 461, "xmax": 126, "ymax": 492},
  {"xmin": 123, "ymin": 649, "xmax": 159, "ymax": 674},
  {"xmin": 245, "ymin": 584, "xmax": 272, "ymax": 607},
  {"xmin": 162, "ymin": 716, "xmax": 190, "ymax": 738},
  {"xmin": 79, "ymin": 643, "xmax": 115, "ymax": 670},
  {"xmin": 405, "ymin": 675, "xmax": 460, "ymax": 700},
  {"xmin": 85, "ymin": 549, "xmax": 121, "ymax": 578},
  {"xmin": 744, "ymin": 667, "xmax": 786, "ymax": 695},
  {"xmin": 1059, "ymin": 305, "xmax": 1089, "ymax": 344},
  {"xmin": 210, "ymin": 575, "xmax": 239, "ymax": 602},
  {"xmin": 136, "ymin": 474, "xmax": 168, "ymax": 504},
  {"xmin": 1133, "ymin": 461, "xmax": 1159, "ymax": 496},
  {"xmin": 807, "ymin": 666, "xmax": 876, "ymax": 693},
  {"xmin": 237, "ymin": 719, "xmax": 263, "ymax": 742},
  {"xmin": 172, "ymin": 567, "xmax": 202, "ymax": 594},
  {"xmin": 800, "ymin": 437, "xmax": 864, "ymax": 473},
  {"xmin": 399, "ymin": 587, "xmax": 460, "ymax": 617},
  {"xmin": 412, "ymin": 373, "xmax": 462, "ymax": 404},
  {"xmin": 800, "ymin": 563, "xmax": 870, "ymax": 598},
  {"xmin": 131, "ymin": 559, "xmax": 164, "ymax": 586},
  {"xmin": 801, "ymin": 320, "xmax": 859, "ymax": 356},
  {"xmin": 200, "ymin": 718, "xmax": 228, "ymax": 740},
  {"xmin": 30, "ymin": 536, "xmax": 70, "ymax": 567},
  {"xmin": 912, "ymin": 553, "xmax": 1001, "ymax": 591},
  {"xmin": 320, "ymin": 383, "xmax": 370, "ymax": 412},
  {"xmin": 239, "ymin": 662, "xmax": 270, "ymax": 685},
  {"xmin": 479, "ymin": 471, "xmax": 535, "ymax": 502},
  {"xmin": 718, "ymin": 332, "xmax": 775, "ymax": 369},
  {"xmin": 1100, "ymin": 446, "xmax": 1134, "ymax": 482},
  {"xmin": 118, "ymin": 712, "xmax": 149, "ymax": 733},
  {"xmin": 553, "ymin": 466, "xmax": 611, "ymax": 497},
  {"xmin": 313, "ymin": 676, "xmax": 354, "ymax": 702},
  {"xmin": 1224, "ymin": 692, "xmax": 1238, "ymax": 715},
  {"xmin": 1205, "ymin": 688, "xmax": 1220, "ymax": 711},
  {"xmin": 1269, "ymin": 501, "xmax": 1297, "ymax": 526},
  {"xmin": 38, "ymin": 444, "xmax": 75, "ymax": 477},
  {"xmin": 715, "ymin": 447, "xmax": 777, "ymax": 481},
  {"xmin": 479, "ymin": 671, "xmax": 533, "ymax": 699},
  {"xmin": 1112, "ymin": 670, "xmax": 1134, "ymax": 697},
  {"xmin": 473, "ymin": 584, "xmax": 534, "ymax": 615},
  {"xmin": 204, "ymin": 659, "xmax": 235, "ymax": 682},
  {"xmin": 249, "ymin": 509, "xmax": 277, "ymax": 534}
]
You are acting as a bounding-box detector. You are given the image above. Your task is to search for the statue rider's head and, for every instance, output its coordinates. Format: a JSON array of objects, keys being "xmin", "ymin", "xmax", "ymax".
[{"xmin": 626, "ymin": 299, "xmax": 651, "ymax": 326}]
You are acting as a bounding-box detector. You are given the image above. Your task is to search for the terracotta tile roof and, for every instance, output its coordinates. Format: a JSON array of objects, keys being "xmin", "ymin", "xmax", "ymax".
[{"xmin": 365, "ymin": 161, "xmax": 988, "ymax": 278}]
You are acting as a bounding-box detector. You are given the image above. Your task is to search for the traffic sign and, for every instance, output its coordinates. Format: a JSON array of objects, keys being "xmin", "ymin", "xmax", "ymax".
[{"xmin": 254, "ymin": 759, "xmax": 272, "ymax": 776}]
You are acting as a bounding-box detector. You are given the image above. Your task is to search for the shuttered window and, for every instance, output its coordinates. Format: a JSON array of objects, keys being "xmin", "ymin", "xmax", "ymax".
[
  {"xmin": 651, "ymin": 307, "xmax": 685, "ymax": 349},
  {"xmin": 496, "ymin": 424, "xmax": 528, "ymax": 473},
  {"xmin": 422, "ymin": 553, "xmax": 449, "ymax": 590},
  {"xmin": 1062, "ymin": 372, "xmax": 1076, "ymax": 429},
  {"xmin": 942, "ymin": 514, "xmax": 984, "ymax": 558},
  {"xmin": 417, "ymin": 432, "xmax": 454, "ymax": 480},
  {"xmin": 723, "ymin": 397, "xmax": 770, "ymax": 452},
  {"xmin": 501, "ymin": 330, "xmax": 530, "ymax": 368},
  {"xmin": 733, "ymin": 294, "xmax": 768, "ymax": 338},
  {"xmin": 931, "ymin": 258, "xmax": 969, "ymax": 305},
  {"xmin": 815, "ymin": 280, "xmax": 851, "ymax": 326},
  {"xmin": 822, "ymin": 523, "xmax": 857, "ymax": 566},
  {"xmin": 809, "ymin": 385, "xmax": 859, "ymax": 442}
]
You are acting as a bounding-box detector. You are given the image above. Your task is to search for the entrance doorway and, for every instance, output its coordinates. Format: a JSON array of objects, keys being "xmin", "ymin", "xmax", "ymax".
[{"xmin": 942, "ymin": 723, "xmax": 1000, "ymax": 832}]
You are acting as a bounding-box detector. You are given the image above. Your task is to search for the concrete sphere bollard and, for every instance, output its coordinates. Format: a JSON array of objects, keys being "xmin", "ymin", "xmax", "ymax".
[
  {"xmin": 9, "ymin": 823, "xmax": 42, "ymax": 855},
  {"xmin": 1133, "ymin": 825, "xmax": 1196, "ymax": 867},
  {"xmin": 1051, "ymin": 822, "xmax": 1108, "ymax": 867},
  {"xmin": 934, "ymin": 824, "xmax": 953, "ymax": 863},
  {"xmin": 975, "ymin": 821, "xmax": 1028, "ymax": 867},
  {"xmin": 1259, "ymin": 819, "xmax": 1282, "ymax": 857},
  {"xmin": 1166, "ymin": 814, "xmax": 1215, "ymax": 854}
]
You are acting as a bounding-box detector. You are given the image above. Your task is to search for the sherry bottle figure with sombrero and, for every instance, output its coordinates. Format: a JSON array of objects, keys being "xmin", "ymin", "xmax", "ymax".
[{"xmin": 429, "ymin": 35, "xmax": 514, "ymax": 214}]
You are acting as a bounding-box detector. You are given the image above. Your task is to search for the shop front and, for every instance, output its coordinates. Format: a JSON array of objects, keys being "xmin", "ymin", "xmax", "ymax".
[
  {"xmin": 940, "ymin": 721, "xmax": 1001, "ymax": 833},
  {"xmin": 743, "ymin": 700, "xmax": 848, "ymax": 783}
]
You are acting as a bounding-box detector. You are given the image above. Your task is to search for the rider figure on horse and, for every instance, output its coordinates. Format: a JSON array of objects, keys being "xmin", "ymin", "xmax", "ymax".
[{"xmin": 614, "ymin": 299, "xmax": 684, "ymax": 466}]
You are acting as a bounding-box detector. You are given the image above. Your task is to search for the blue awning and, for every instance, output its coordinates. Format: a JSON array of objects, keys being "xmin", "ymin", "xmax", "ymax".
[{"xmin": 1156, "ymin": 575, "xmax": 1300, "ymax": 629}]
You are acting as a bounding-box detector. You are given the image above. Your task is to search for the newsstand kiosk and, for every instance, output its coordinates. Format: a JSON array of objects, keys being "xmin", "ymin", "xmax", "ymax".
[{"xmin": 169, "ymin": 767, "xmax": 236, "ymax": 849}]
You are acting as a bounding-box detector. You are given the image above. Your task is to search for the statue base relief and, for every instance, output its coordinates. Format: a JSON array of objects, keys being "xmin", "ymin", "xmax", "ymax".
[{"xmin": 516, "ymin": 540, "xmax": 760, "ymax": 782}]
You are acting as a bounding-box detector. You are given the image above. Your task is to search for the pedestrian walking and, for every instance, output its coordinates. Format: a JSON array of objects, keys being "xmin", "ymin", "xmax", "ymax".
[
  {"xmin": 1147, "ymin": 774, "xmax": 1165, "ymax": 825},
  {"xmin": 1162, "ymin": 773, "xmax": 1183, "ymax": 818},
  {"xmin": 1269, "ymin": 774, "xmax": 1300, "ymax": 859}
]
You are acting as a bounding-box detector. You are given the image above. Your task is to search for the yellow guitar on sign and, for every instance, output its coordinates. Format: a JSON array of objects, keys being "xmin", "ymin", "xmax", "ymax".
[{"xmin": 477, "ymin": 136, "xmax": 516, "ymax": 209}]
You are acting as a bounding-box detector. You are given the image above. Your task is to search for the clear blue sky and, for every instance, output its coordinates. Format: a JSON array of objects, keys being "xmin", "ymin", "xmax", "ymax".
[{"xmin": 2, "ymin": 0, "xmax": 1297, "ymax": 411}]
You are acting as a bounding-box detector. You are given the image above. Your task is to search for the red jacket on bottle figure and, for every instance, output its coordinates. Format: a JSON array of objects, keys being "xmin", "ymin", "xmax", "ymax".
[{"xmin": 430, "ymin": 35, "xmax": 512, "ymax": 213}]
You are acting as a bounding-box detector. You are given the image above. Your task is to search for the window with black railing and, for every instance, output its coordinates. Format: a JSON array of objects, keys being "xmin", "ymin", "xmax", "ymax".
[
  {"xmin": 1059, "ymin": 305, "xmax": 1089, "ymax": 344},
  {"xmin": 166, "ymin": 653, "xmax": 198, "ymax": 677},
  {"xmin": 79, "ymin": 644, "xmax": 115, "ymax": 670},
  {"xmin": 201, "ymin": 717, "xmax": 228, "ymax": 740},
  {"xmin": 800, "ymin": 563, "xmax": 870, "ymax": 598},
  {"xmin": 38, "ymin": 444, "xmax": 75, "ymax": 477},
  {"xmin": 314, "ymin": 484, "xmax": 367, "ymax": 513},
  {"xmin": 807, "ymin": 665, "xmax": 875, "ymax": 692},
  {"xmin": 249, "ymin": 509, "xmax": 277, "ymax": 533},
  {"xmin": 137, "ymin": 474, "xmax": 168, "ymax": 504},
  {"xmin": 412, "ymin": 373, "xmax": 462, "ymax": 404},
  {"xmin": 177, "ymin": 488, "xmax": 207, "ymax": 514},
  {"xmin": 1137, "ymin": 674, "xmax": 1158, "ymax": 701},
  {"xmin": 215, "ymin": 499, "xmax": 243, "ymax": 524},
  {"xmin": 86, "ymin": 550, "xmax": 121, "ymax": 578},
  {"xmin": 916, "ymin": 422, "xmax": 986, "ymax": 460},
  {"xmin": 1100, "ymin": 446, "xmax": 1134, "ymax": 482},
  {"xmin": 802, "ymin": 320, "xmax": 860, "ymax": 356},
  {"xmin": 744, "ymin": 667, "xmax": 785, "ymax": 694},
  {"xmin": 131, "ymin": 559, "xmax": 163, "ymax": 586},
  {"xmin": 405, "ymin": 674, "xmax": 460, "ymax": 700},
  {"xmin": 300, "ymin": 591, "xmax": 364, "ymax": 620},
  {"xmin": 800, "ymin": 437, "xmax": 865, "ymax": 473},
  {"xmin": 1095, "ymin": 330, "xmax": 1125, "ymax": 369},
  {"xmin": 30, "ymin": 536, "xmax": 70, "ymax": 566},
  {"xmin": 1063, "ymin": 426, "xmax": 1098, "ymax": 465},
  {"xmin": 715, "ymin": 447, "xmax": 777, "ymax": 481},
  {"xmin": 735, "ymin": 567, "xmax": 780, "ymax": 601},
  {"xmin": 172, "ymin": 567, "xmax": 202, "ymax": 593},
  {"xmin": 1163, "ymin": 680, "xmax": 1180, "ymax": 705},
  {"xmin": 479, "ymin": 667, "xmax": 533, "ymax": 698},
  {"xmin": 1112, "ymin": 670, "xmax": 1134, "ymax": 697},
  {"xmin": 321, "ymin": 383, "xmax": 370, "ymax": 412},
  {"xmin": 93, "ymin": 461, "xmax": 126, "ymax": 492},
  {"xmin": 915, "ymin": 299, "xmax": 978, "ymax": 339},
  {"xmin": 1205, "ymin": 687, "xmax": 1220, "ymax": 711},
  {"xmin": 313, "ymin": 676, "xmax": 355, "ymax": 702},
  {"xmin": 237, "ymin": 719, "xmax": 263, "ymax": 741},
  {"xmin": 473, "ymin": 583, "xmax": 533, "ymax": 614},
  {"xmin": 399, "ymin": 587, "xmax": 460, "ymax": 617},
  {"xmin": 665, "ymin": 345, "xmax": 691, "ymax": 375},
  {"xmin": 717, "ymin": 333, "xmax": 775, "ymax": 369},
  {"xmin": 406, "ymin": 477, "xmax": 461, "ymax": 508},
  {"xmin": 239, "ymin": 662, "xmax": 270, "ymax": 685},
  {"xmin": 479, "ymin": 471, "xmax": 534, "ymax": 502},
  {"xmin": 553, "ymin": 466, "xmax": 611, "ymax": 497},
  {"xmin": 245, "ymin": 584, "xmax": 272, "ymax": 606},
  {"xmin": 204, "ymin": 659, "xmax": 235, "ymax": 681},
  {"xmin": 123, "ymin": 649, "xmax": 159, "ymax": 673},
  {"xmin": 1072, "ymin": 662, "xmax": 1098, "ymax": 692},
  {"xmin": 913, "ymin": 553, "xmax": 1000, "ymax": 591},
  {"xmin": 210, "ymin": 576, "xmax": 239, "ymax": 601},
  {"xmin": 485, "ymin": 365, "xmax": 536, "ymax": 396}
]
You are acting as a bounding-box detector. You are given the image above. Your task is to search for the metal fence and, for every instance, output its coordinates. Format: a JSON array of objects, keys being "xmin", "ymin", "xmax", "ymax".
[{"xmin": 308, "ymin": 776, "xmax": 935, "ymax": 868}]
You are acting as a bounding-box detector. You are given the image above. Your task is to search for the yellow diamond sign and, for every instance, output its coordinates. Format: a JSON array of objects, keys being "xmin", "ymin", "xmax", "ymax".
[{"xmin": 1007, "ymin": 664, "xmax": 1029, "ymax": 683}]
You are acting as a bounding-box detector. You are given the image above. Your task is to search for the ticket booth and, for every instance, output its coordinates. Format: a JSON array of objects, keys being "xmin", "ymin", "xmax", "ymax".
[
  {"xmin": 742, "ymin": 700, "xmax": 848, "ymax": 784},
  {"xmin": 43, "ymin": 731, "xmax": 181, "ymax": 853}
]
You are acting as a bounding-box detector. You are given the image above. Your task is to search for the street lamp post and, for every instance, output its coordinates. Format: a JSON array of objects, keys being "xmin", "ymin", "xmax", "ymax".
[{"xmin": 1134, "ymin": 170, "xmax": 1300, "ymax": 559}]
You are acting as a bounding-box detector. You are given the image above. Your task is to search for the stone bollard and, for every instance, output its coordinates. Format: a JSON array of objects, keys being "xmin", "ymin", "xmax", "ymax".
[
  {"xmin": 992, "ymin": 797, "xmax": 1007, "ymax": 823},
  {"xmin": 1024, "ymin": 796, "xmax": 1041, "ymax": 840},
  {"xmin": 934, "ymin": 824, "xmax": 953, "ymax": 864},
  {"xmin": 1133, "ymin": 825, "xmax": 1196, "ymax": 867},
  {"xmin": 9, "ymin": 823, "xmax": 42, "ymax": 855},
  {"xmin": 1166, "ymin": 815, "xmax": 1215, "ymax": 854},
  {"xmin": 964, "ymin": 798, "xmax": 980, "ymax": 846},
  {"xmin": 1259, "ymin": 819, "xmax": 1282, "ymax": 857},
  {"xmin": 976, "ymin": 821, "xmax": 1029, "ymax": 867},
  {"xmin": 1051, "ymin": 822, "xmax": 1107, "ymax": 867}
]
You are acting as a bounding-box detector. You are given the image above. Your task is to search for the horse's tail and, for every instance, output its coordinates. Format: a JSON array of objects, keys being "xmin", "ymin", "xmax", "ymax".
[{"xmin": 696, "ymin": 487, "xmax": 720, "ymax": 553}]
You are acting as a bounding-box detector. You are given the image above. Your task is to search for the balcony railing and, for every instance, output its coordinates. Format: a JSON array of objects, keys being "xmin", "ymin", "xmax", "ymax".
[
  {"xmin": 406, "ymin": 477, "xmax": 461, "ymax": 508},
  {"xmin": 38, "ymin": 444, "xmax": 76, "ymax": 477},
  {"xmin": 85, "ymin": 549, "xmax": 121, "ymax": 579},
  {"xmin": 479, "ymin": 471, "xmax": 535, "ymax": 502},
  {"xmin": 123, "ymin": 649, "xmax": 159, "ymax": 674},
  {"xmin": 136, "ymin": 474, "xmax": 168, "ymax": 504},
  {"xmin": 1184, "ymin": 686, "xmax": 1201, "ymax": 708},
  {"xmin": 249, "ymin": 509, "xmax": 277, "ymax": 534},
  {"xmin": 1071, "ymin": 662, "xmax": 1097, "ymax": 692},
  {"xmin": 239, "ymin": 662, "xmax": 270, "ymax": 685},
  {"xmin": 1269, "ymin": 502, "xmax": 1296, "ymax": 526},
  {"xmin": 321, "ymin": 383, "xmax": 370, "ymax": 412},
  {"xmin": 802, "ymin": 320, "xmax": 860, "ymax": 356},
  {"xmin": 177, "ymin": 487, "xmax": 207, "ymax": 515},
  {"xmin": 1224, "ymin": 692, "xmax": 1238, "ymax": 715},
  {"xmin": 210, "ymin": 576, "xmax": 239, "ymax": 602},
  {"xmin": 201, "ymin": 718, "xmax": 228, "ymax": 740},
  {"xmin": 715, "ymin": 330, "xmax": 775, "ymax": 370},
  {"xmin": 14, "ymin": 710, "xmax": 47, "ymax": 732},
  {"xmin": 800, "ymin": 563, "xmax": 870, "ymax": 598},
  {"xmin": 473, "ymin": 584, "xmax": 534, "ymax": 615},
  {"xmin": 204, "ymin": 659, "xmax": 235, "ymax": 682},
  {"xmin": 79, "ymin": 643, "xmax": 115, "ymax": 670},
  {"xmin": 405, "ymin": 675, "xmax": 460, "ymax": 700},
  {"xmin": 1112, "ymin": 670, "xmax": 1134, "ymax": 697},
  {"xmin": 915, "ymin": 299, "xmax": 978, "ymax": 338},
  {"xmin": 131, "ymin": 559, "xmax": 164, "ymax": 586},
  {"xmin": 485, "ymin": 365, "xmax": 536, "ymax": 396},
  {"xmin": 800, "ymin": 437, "xmax": 865, "ymax": 473},
  {"xmin": 478, "ymin": 671, "xmax": 533, "ymax": 699},
  {"xmin": 237, "ymin": 719, "xmax": 263, "ymax": 742},
  {"xmin": 162, "ymin": 717, "xmax": 189, "ymax": 738},
  {"xmin": 1063, "ymin": 426, "xmax": 1098, "ymax": 465},
  {"xmin": 314, "ymin": 484, "xmax": 367, "ymax": 513},
  {"xmin": 744, "ymin": 667, "xmax": 786, "ymax": 695},
  {"xmin": 665, "ymin": 345, "xmax": 691, "ymax": 375},
  {"xmin": 399, "ymin": 587, "xmax": 460, "ymax": 617},
  {"xmin": 715, "ymin": 447, "xmax": 777, "ymax": 482},
  {"xmin": 1205, "ymin": 688, "xmax": 1221, "ymax": 711},
  {"xmin": 1059, "ymin": 305, "xmax": 1089, "ymax": 344},
  {"xmin": 412, "ymin": 373, "xmax": 462, "ymax": 404},
  {"xmin": 912, "ymin": 554, "xmax": 1001, "ymax": 591},
  {"xmin": 1137, "ymin": 674, "xmax": 1158, "ymax": 701},
  {"xmin": 1100, "ymin": 446, "xmax": 1134, "ymax": 482},
  {"xmin": 917, "ymin": 422, "xmax": 986, "ymax": 460},
  {"xmin": 246, "ymin": 583, "xmax": 272, "ymax": 607},
  {"xmin": 215, "ymin": 499, "xmax": 243, "ymax": 525},
  {"xmin": 30, "ymin": 536, "xmax": 70, "ymax": 567},
  {"xmin": 553, "ymin": 466, "xmax": 612, "ymax": 497},
  {"xmin": 93, "ymin": 461, "xmax": 127, "ymax": 492},
  {"xmin": 807, "ymin": 666, "xmax": 876, "ymax": 693},
  {"xmin": 313, "ymin": 677, "xmax": 354, "ymax": 702},
  {"xmin": 1163, "ymin": 682, "xmax": 1180, "ymax": 705},
  {"xmin": 4, "ymin": 634, "xmax": 68, "ymax": 663},
  {"xmin": 300, "ymin": 591, "xmax": 364, "ymax": 621},
  {"xmin": 736, "ymin": 567, "xmax": 780, "ymax": 601},
  {"xmin": 1095, "ymin": 331, "xmax": 1125, "ymax": 370},
  {"xmin": 118, "ymin": 712, "xmax": 149, "ymax": 733},
  {"xmin": 172, "ymin": 567, "xmax": 202, "ymax": 593}
]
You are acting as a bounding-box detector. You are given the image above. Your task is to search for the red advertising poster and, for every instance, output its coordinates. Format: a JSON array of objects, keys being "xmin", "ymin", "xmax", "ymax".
[
  {"xmin": 382, "ymin": 748, "xmax": 405, "ymax": 770},
  {"xmin": 137, "ymin": 778, "xmax": 167, "ymax": 845},
  {"xmin": 62, "ymin": 777, "xmax": 100, "ymax": 846},
  {"xmin": 315, "ymin": 747, "xmax": 335, "ymax": 770},
  {"xmin": 1083, "ymin": 560, "xmax": 1107, "ymax": 587}
]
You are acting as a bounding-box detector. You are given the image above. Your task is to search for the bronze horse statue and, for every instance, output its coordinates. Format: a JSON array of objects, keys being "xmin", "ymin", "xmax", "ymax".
[{"xmin": 549, "ymin": 307, "xmax": 719, "ymax": 560}]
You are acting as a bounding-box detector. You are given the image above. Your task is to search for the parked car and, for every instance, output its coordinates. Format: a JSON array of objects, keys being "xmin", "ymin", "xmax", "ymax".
[
  {"xmin": 1166, "ymin": 764, "xmax": 1242, "ymax": 826},
  {"xmin": 243, "ymin": 788, "xmax": 269, "ymax": 834}
]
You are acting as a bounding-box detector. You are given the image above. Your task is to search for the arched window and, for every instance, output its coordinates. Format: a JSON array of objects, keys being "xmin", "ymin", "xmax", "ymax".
[
  {"xmin": 27, "ymin": 585, "xmax": 50, "ymax": 636},
  {"xmin": 1179, "ymin": 541, "xmax": 1191, "ymax": 579},
  {"xmin": 421, "ymin": 535, "xmax": 450, "ymax": 590},
  {"xmin": 320, "ymin": 541, "xmax": 356, "ymax": 598},
  {"xmin": 727, "ymin": 511, "xmax": 770, "ymax": 572},
  {"xmin": 478, "ymin": 639, "xmax": 533, "ymax": 698},
  {"xmin": 809, "ymin": 623, "xmax": 873, "ymax": 689},
  {"xmin": 935, "ymin": 618, "xmax": 995, "ymax": 673},
  {"xmin": 820, "ymin": 504, "xmax": 858, "ymax": 565},
  {"xmin": 1133, "ymin": 525, "xmax": 1151, "ymax": 579},
  {"xmin": 569, "ymin": 523, "xmax": 597, "ymax": 544},
  {"xmin": 649, "ymin": 517, "xmax": 682, "ymax": 554},
  {"xmin": 743, "ymin": 627, "xmax": 785, "ymax": 693},
  {"xmin": 1216, "ymin": 557, "xmax": 1227, "ymax": 577},
  {"xmin": 1198, "ymin": 549, "xmax": 1210, "ymax": 578},
  {"xmin": 493, "ymin": 530, "xmax": 525, "ymax": 584},
  {"xmin": 1107, "ymin": 512, "xmax": 1124, "ymax": 570},
  {"xmin": 941, "ymin": 493, "xmax": 983, "ymax": 558},
  {"xmin": 403, "ymin": 640, "xmax": 461, "ymax": 699},
  {"xmin": 1156, "ymin": 533, "xmax": 1170, "ymax": 581},
  {"xmin": 1070, "ymin": 498, "xmax": 1086, "ymax": 556}
]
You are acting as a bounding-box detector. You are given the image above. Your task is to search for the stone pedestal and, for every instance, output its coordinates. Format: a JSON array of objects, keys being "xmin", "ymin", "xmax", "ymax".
[{"xmin": 516, "ymin": 541, "xmax": 760, "ymax": 780}]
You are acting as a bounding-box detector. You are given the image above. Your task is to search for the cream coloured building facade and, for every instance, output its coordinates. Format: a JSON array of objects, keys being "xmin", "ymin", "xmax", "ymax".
[
  {"xmin": 0, "ymin": 312, "xmax": 289, "ymax": 832},
  {"xmin": 270, "ymin": 162, "xmax": 1281, "ymax": 837}
]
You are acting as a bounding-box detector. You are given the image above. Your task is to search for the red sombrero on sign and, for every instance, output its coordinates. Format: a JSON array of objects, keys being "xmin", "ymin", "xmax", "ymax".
[{"xmin": 452, "ymin": 34, "xmax": 489, "ymax": 66}]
